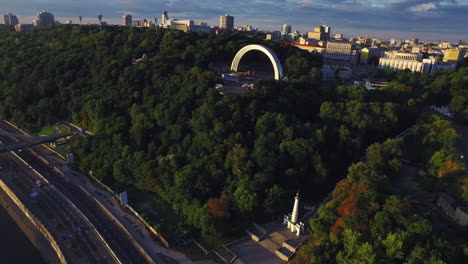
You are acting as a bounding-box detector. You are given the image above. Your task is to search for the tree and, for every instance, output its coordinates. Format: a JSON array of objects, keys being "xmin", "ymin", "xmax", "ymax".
[
  {"xmin": 232, "ymin": 183, "xmax": 258, "ymax": 215},
  {"xmin": 207, "ymin": 194, "xmax": 231, "ymax": 220},
  {"xmin": 383, "ymin": 232, "xmax": 406, "ymax": 260},
  {"xmin": 263, "ymin": 185, "xmax": 287, "ymax": 217}
]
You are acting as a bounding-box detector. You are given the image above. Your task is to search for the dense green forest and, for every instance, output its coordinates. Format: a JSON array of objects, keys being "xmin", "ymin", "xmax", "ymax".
[
  {"xmin": 0, "ymin": 25, "xmax": 404, "ymax": 238},
  {"xmin": 0, "ymin": 25, "xmax": 467, "ymax": 259},
  {"xmin": 290, "ymin": 70, "xmax": 468, "ymax": 263},
  {"xmin": 291, "ymin": 136, "xmax": 467, "ymax": 263}
]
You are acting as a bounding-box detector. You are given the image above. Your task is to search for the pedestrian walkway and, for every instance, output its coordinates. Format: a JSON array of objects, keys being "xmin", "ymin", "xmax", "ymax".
[{"xmin": 33, "ymin": 144, "xmax": 217, "ymax": 264}]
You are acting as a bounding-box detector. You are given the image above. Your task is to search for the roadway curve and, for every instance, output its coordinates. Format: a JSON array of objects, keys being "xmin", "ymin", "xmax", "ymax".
[{"xmin": 0, "ymin": 121, "xmax": 150, "ymax": 264}]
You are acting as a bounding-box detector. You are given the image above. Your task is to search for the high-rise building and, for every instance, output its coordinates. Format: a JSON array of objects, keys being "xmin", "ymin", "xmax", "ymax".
[
  {"xmin": 219, "ymin": 14, "xmax": 234, "ymax": 30},
  {"xmin": 36, "ymin": 11, "xmax": 55, "ymax": 27},
  {"xmin": 161, "ymin": 11, "xmax": 168, "ymax": 25},
  {"xmin": 122, "ymin": 13, "xmax": 132, "ymax": 26},
  {"xmin": 322, "ymin": 25, "xmax": 331, "ymax": 41},
  {"xmin": 281, "ymin": 24, "xmax": 291, "ymax": 35},
  {"xmin": 3, "ymin": 13, "xmax": 19, "ymax": 25}
]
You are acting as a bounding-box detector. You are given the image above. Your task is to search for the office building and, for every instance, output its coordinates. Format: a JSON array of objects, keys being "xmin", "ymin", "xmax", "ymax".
[
  {"xmin": 36, "ymin": 11, "xmax": 55, "ymax": 27},
  {"xmin": 360, "ymin": 47, "xmax": 383, "ymax": 65},
  {"xmin": 161, "ymin": 11, "xmax": 168, "ymax": 25},
  {"xmin": 307, "ymin": 25, "xmax": 331, "ymax": 41},
  {"xmin": 322, "ymin": 25, "xmax": 331, "ymax": 41},
  {"xmin": 443, "ymin": 49, "xmax": 462, "ymax": 63},
  {"xmin": 237, "ymin": 25, "xmax": 255, "ymax": 31},
  {"xmin": 266, "ymin": 32, "xmax": 281, "ymax": 43},
  {"xmin": 325, "ymin": 41, "xmax": 358, "ymax": 65},
  {"xmin": 122, "ymin": 13, "xmax": 132, "ymax": 26},
  {"xmin": 282, "ymin": 24, "xmax": 291, "ymax": 35},
  {"xmin": 132, "ymin": 19, "xmax": 152, "ymax": 28},
  {"xmin": 191, "ymin": 22, "xmax": 211, "ymax": 33},
  {"xmin": 308, "ymin": 26, "xmax": 325, "ymax": 41},
  {"xmin": 4, "ymin": 13, "xmax": 19, "ymax": 25},
  {"xmin": 378, "ymin": 51, "xmax": 454, "ymax": 73},
  {"xmin": 220, "ymin": 14, "xmax": 234, "ymax": 30},
  {"xmin": 334, "ymin": 33, "xmax": 343, "ymax": 39},
  {"xmin": 159, "ymin": 11, "xmax": 211, "ymax": 33},
  {"xmin": 171, "ymin": 20, "xmax": 193, "ymax": 32}
]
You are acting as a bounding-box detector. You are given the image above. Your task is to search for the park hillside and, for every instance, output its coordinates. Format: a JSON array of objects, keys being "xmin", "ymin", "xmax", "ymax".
[{"xmin": 0, "ymin": 24, "xmax": 467, "ymax": 262}]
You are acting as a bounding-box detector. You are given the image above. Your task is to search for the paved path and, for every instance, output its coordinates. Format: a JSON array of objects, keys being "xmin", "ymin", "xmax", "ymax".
[
  {"xmin": 228, "ymin": 238, "xmax": 283, "ymax": 264},
  {"xmin": 34, "ymin": 145, "xmax": 216, "ymax": 264}
]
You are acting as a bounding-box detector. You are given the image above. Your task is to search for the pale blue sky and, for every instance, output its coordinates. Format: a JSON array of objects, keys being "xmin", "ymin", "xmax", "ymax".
[{"xmin": 1, "ymin": 0, "xmax": 467, "ymax": 42}]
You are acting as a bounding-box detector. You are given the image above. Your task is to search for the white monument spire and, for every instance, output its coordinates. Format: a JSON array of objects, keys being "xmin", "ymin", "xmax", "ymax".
[
  {"xmin": 283, "ymin": 191, "xmax": 304, "ymax": 236},
  {"xmin": 291, "ymin": 191, "xmax": 299, "ymax": 223}
]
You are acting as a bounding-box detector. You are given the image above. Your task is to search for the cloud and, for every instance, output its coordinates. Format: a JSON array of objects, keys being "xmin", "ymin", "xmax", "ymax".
[{"xmin": 409, "ymin": 2, "xmax": 437, "ymax": 12}]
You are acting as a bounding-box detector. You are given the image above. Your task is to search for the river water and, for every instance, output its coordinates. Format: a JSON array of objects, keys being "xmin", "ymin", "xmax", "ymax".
[{"xmin": 0, "ymin": 205, "xmax": 45, "ymax": 263}]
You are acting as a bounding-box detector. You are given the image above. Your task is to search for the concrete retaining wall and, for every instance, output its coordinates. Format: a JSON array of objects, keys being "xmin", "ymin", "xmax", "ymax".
[{"xmin": 0, "ymin": 179, "xmax": 67, "ymax": 264}]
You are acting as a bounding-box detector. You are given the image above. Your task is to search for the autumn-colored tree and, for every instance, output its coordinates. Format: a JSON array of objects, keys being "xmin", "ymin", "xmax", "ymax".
[{"xmin": 207, "ymin": 194, "xmax": 230, "ymax": 220}]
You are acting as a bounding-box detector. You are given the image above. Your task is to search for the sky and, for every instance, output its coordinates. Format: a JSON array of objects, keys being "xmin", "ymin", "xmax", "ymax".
[{"xmin": 1, "ymin": 0, "xmax": 467, "ymax": 42}]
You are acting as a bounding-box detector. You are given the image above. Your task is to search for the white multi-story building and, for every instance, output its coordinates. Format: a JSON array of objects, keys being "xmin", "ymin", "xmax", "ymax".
[
  {"xmin": 159, "ymin": 11, "xmax": 210, "ymax": 33},
  {"xmin": 379, "ymin": 51, "xmax": 456, "ymax": 73}
]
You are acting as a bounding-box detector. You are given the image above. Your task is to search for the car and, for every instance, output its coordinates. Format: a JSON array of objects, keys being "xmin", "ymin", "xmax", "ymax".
[{"xmin": 36, "ymin": 180, "xmax": 44, "ymax": 187}]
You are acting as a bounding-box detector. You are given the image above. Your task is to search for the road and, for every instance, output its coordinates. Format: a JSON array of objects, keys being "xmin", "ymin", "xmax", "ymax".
[
  {"xmin": 0, "ymin": 152, "xmax": 115, "ymax": 263},
  {"xmin": 0, "ymin": 121, "xmax": 150, "ymax": 264}
]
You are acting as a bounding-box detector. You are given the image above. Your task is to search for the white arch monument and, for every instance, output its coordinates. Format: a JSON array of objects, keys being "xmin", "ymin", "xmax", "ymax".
[{"xmin": 230, "ymin": 44, "xmax": 284, "ymax": 80}]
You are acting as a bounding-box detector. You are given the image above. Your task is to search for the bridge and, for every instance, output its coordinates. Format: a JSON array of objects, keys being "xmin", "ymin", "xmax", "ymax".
[{"xmin": 0, "ymin": 132, "xmax": 75, "ymax": 153}]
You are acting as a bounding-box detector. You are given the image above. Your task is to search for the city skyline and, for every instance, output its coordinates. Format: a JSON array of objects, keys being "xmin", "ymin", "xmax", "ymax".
[{"xmin": 0, "ymin": 0, "xmax": 467, "ymax": 42}]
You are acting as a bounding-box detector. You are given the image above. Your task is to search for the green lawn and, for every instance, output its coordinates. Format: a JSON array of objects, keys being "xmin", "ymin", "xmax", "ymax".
[
  {"xmin": 56, "ymin": 124, "xmax": 70, "ymax": 133},
  {"xmin": 55, "ymin": 144, "xmax": 70, "ymax": 157},
  {"xmin": 39, "ymin": 126, "xmax": 55, "ymax": 136}
]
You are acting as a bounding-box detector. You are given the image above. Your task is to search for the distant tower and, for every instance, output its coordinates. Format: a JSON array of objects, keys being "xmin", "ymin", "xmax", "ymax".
[
  {"xmin": 36, "ymin": 11, "xmax": 55, "ymax": 27},
  {"xmin": 161, "ymin": 11, "xmax": 168, "ymax": 25},
  {"xmin": 219, "ymin": 14, "xmax": 234, "ymax": 30},
  {"xmin": 283, "ymin": 192, "xmax": 304, "ymax": 236},
  {"xmin": 98, "ymin": 14, "xmax": 102, "ymax": 23},
  {"xmin": 281, "ymin": 24, "xmax": 291, "ymax": 35},
  {"xmin": 322, "ymin": 25, "xmax": 331, "ymax": 41},
  {"xmin": 154, "ymin": 17, "xmax": 158, "ymax": 25},
  {"xmin": 122, "ymin": 13, "xmax": 132, "ymax": 26},
  {"xmin": 79, "ymin": 16, "xmax": 82, "ymax": 25},
  {"xmin": 3, "ymin": 13, "xmax": 19, "ymax": 25}
]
